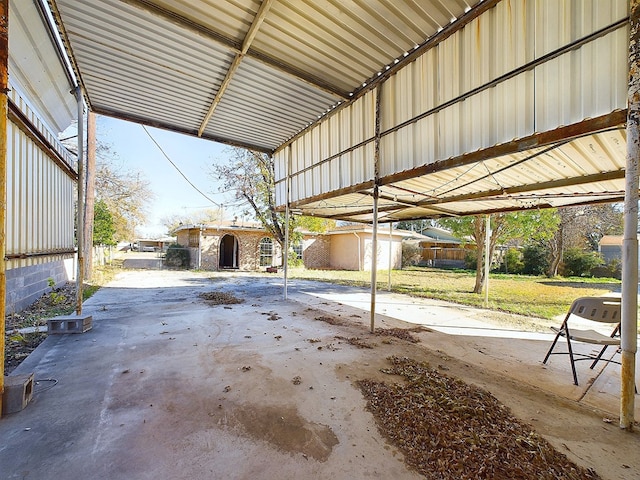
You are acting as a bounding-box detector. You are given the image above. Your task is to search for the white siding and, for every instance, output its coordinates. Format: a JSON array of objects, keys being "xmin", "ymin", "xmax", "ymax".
[{"xmin": 6, "ymin": 86, "xmax": 76, "ymax": 271}]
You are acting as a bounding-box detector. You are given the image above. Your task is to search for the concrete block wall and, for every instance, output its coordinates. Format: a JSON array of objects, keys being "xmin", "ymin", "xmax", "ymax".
[{"xmin": 6, "ymin": 258, "xmax": 74, "ymax": 313}]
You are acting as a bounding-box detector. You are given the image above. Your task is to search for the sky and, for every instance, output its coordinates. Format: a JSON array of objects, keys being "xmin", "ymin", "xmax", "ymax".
[{"xmin": 96, "ymin": 115, "xmax": 244, "ymax": 238}]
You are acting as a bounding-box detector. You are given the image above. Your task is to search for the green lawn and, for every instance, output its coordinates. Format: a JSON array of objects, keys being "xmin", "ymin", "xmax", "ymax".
[{"xmin": 286, "ymin": 266, "xmax": 621, "ymax": 321}]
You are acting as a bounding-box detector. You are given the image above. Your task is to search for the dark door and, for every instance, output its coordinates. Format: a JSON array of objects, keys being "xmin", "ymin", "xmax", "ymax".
[{"xmin": 219, "ymin": 234, "xmax": 239, "ymax": 268}]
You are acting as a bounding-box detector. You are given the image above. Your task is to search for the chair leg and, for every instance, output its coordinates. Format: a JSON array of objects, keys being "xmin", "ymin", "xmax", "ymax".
[
  {"xmin": 589, "ymin": 345, "xmax": 610, "ymax": 370},
  {"xmin": 565, "ymin": 333, "xmax": 579, "ymax": 386},
  {"xmin": 543, "ymin": 329, "xmax": 564, "ymax": 364}
]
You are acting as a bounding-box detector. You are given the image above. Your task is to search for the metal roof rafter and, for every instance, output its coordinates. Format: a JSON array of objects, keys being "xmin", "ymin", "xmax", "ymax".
[
  {"xmin": 120, "ymin": 0, "xmax": 351, "ymax": 102},
  {"xmin": 197, "ymin": 0, "xmax": 273, "ymax": 136}
]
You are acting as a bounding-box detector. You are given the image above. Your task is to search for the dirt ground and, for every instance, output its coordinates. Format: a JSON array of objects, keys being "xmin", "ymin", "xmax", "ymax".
[{"xmin": 2, "ymin": 270, "xmax": 640, "ymax": 479}]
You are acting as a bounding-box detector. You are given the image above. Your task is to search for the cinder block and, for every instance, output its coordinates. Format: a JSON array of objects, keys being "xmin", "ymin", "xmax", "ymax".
[
  {"xmin": 47, "ymin": 314, "xmax": 93, "ymax": 334},
  {"xmin": 2, "ymin": 372, "xmax": 34, "ymax": 415}
]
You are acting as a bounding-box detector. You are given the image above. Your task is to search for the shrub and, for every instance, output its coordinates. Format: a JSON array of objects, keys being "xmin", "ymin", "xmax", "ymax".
[
  {"xmin": 464, "ymin": 250, "xmax": 477, "ymax": 270},
  {"xmin": 522, "ymin": 244, "xmax": 550, "ymax": 276},
  {"xmin": 164, "ymin": 243, "xmax": 190, "ymax": 269},
  {"xmin": 402, "ymin": 242, "xmax": 422, "ymax": 268},
  {"xmin": 497, "ymin": 247, "xmax": 524, "ymax": 274},
  {"xmin": 562, "ymin": 248, "xmax": 603, "ymax": 277},
  {"xmin": 288, "ymin": 248, "xmax": 304, "ymax": 268}
]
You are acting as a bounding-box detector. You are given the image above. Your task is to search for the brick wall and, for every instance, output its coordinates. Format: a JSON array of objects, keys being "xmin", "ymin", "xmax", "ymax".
[{"xmin": 303, "ymin": 235, "xmax": 331, "ymax": 269}]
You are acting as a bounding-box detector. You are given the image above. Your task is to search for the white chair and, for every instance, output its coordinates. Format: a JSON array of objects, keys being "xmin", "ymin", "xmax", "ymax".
[{"xmin": 542, "ymin": 296, "xmax": 621, "ymax": 386}]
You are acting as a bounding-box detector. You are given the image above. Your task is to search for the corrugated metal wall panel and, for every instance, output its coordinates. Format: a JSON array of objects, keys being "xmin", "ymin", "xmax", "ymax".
[
  {"xmin": 5, "ymin": 125, "xmax": 75, "ymax": 257},
  {"xmin": 5, "ymin": 88, "xmax": 76, "ymax": 267},
  {"xmin": 535, "ymin": 26, "xmax": 628, "ymax": 132},
  {"xmin": 534, "ymin": 0, "xmax": 627, "ymax": 57},
  {"xmin": 281, "ymin": 91, "xmax": 377, "ymax": 204},
  {"xmin": 380, "ymin": 0, "xmax": 627, "ymax": 179}
]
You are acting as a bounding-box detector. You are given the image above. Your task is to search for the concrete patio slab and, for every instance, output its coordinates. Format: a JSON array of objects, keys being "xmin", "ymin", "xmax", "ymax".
[{"xmin": 1, "ymin": 270, "xmax": 639, "ymax": 480}]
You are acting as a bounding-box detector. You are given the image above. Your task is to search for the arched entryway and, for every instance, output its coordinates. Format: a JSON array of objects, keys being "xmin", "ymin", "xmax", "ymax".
[{"xmin": 219, "ymin": 234, "xmax": 239, "ymax": 269}]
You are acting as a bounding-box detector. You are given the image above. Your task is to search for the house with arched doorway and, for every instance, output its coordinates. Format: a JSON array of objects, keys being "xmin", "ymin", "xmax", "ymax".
[
  {"xmin": 175, "ymin": 223, "xmax": 285, "ymax": 271},
  {"xmin": 175, "ymin": 223, "xmax": 409, "ymax": 272}
]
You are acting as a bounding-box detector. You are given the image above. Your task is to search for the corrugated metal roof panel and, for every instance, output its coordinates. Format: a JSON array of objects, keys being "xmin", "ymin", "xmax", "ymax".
[
  {"xmin": 55, "ymin": 0, "xmax": 237, "ymax": 135},
  {"xmin": 285, "ymin": 128, "xmax": 626, "ymax": 223},
  {"xmin": 51, "ymin": 0, "xmax": 478, "ymax": 151},
  {"xmin": 48, "ymin": 0, "xmax": 631, "ymax": 223},
  {"xmin": 203, "ymin": 58, "xmax": 343, "ymax": 150}
]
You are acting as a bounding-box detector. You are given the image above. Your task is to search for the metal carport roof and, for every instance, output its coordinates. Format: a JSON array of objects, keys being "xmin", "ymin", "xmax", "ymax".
[
  {"xmin": 46, "ymin": 0, "xmax": 630, "ymax": 223},
  {"xmin": 48, "ymin": 0, "xmax": 478, "ymax": 153}
]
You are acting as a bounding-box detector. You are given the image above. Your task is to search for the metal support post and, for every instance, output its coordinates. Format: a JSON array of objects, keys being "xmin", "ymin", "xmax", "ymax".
[
  {"xmin": 484, "ymin": 214, "xmax": 491, "ymax": 307},
  {"xmin": 75, "ymin": 87, "xmax": 84, "ymax": 315},
  {"xmin": 0, "ymin": 0, "xmax": 8, "ymax": 417},
  {"xmin": 370, "ymin": 186, "xmax": 379, "ymax": 333},
  {"xmin": 621, "ymin": 0, "xmax": 640, "ymax": 430}
]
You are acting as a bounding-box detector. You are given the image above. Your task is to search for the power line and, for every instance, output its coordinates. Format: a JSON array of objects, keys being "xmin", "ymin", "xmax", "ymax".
[{"xmin": 141, "ymin": 125, "xmax": 221, "ymax": 207}]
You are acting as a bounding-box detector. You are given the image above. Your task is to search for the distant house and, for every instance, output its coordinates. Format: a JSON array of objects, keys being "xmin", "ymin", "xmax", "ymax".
[
  {"xmin": 174, "ymin": 223, "xmax": 411, "ymax": 272},
  {"xmin": 599, "ymin": 235, "xmax": 624, "ymax": 265},
  {"xmin": 322, "ymin": 225, "xmax": 407, "ymax": 271},
  {"xmin": 598, "ymin": 235, "xmax": 640, "ymax": 266},
  {"xmin": 404, "ymin": 226, "xmax": 473, "ymax": 268},
  {"xmin": 175, "ymin": 223, "xmax": 283, "ymax": 270}
]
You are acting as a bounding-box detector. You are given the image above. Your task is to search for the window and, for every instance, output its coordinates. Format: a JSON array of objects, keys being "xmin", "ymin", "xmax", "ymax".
[
  {"xmin": 259, "ymin": 237, "xmax": 273, "ymax": 266},
  {"xmin": 188, "ymin": 231, "xmax": 199, "ymax": 247},
  {"xmin": 292, "ymin": 242, "xmax": 303, "ymax": 260}
]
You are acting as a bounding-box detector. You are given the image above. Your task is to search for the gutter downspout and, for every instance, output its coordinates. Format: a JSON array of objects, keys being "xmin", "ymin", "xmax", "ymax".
[{"xmin": 352, "ymin": 232, "xmax": 361, "ymax": 271}]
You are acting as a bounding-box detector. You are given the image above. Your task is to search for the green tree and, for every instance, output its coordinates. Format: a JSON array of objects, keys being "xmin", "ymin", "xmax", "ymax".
[
  {"xmin": 93, "ymin": 200, "xmax": 116, "ymax": 246},
  {"xmin": 499, "ymin": 247, "xmax": 524, "ymax": 274},
  {"xmin": 438, "ymin": 210, "xmax": 559, "ymax": 293},
  {"xmin": 95, "ymin": 157, "xmax": 153, "ymax": 241},
  {"xmin": 562, "ymin": 247, "xmax": 604, "ymax": 277},
  {"xmin": 212, "ymin": 148, "xmax": 332, "ymax": 253},
  {"xmin": 522, "ymin": 242, "xmax": 550, "ymax": 275}
]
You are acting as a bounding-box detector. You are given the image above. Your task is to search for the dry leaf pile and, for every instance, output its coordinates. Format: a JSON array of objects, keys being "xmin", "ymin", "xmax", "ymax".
[
  {"xmin": 357, "ymin": 356, "xmax": 601, "ymax": 480},
  {"xmin": 374, "ymin": 327, "xmax": 426, "ymax": 343},
  {"xmin": 314, "ymin": 315, "xmax": 343, "ymax": 326},
  {"xmin": 198, "ymin": 291, "xmax": 244, "ymax": 305},
  {"xmin": 335, "ymin": 335, "xmax": 375, "ymax": 349}
]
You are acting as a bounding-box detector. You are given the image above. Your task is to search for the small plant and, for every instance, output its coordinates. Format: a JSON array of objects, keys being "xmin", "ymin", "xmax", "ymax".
[{"xmin": 47, "ymin": 277, "xmax": 67, "ymax": 305}]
